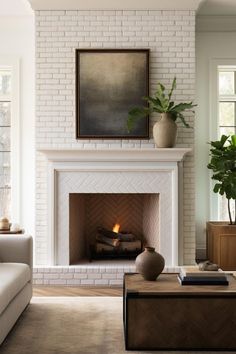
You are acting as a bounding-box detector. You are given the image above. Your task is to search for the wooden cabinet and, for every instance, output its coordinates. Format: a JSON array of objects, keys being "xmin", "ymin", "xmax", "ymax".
[{"xmin": 207, "ymin": 222, "xmax": 236, "ymax": 270}]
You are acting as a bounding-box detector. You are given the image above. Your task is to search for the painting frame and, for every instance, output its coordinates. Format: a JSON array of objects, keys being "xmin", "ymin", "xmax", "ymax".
[{"xmin": 75, "ymin": 49, "xmax": 149, "ymax": 139}]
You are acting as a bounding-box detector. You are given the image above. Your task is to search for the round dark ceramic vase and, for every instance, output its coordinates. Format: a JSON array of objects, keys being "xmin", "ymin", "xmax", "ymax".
[{"xmin": 135, "ymin": 247, "xmax": 165, "ymax": 281}]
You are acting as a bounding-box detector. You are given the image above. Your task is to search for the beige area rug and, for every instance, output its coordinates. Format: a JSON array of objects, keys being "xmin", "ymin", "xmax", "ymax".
[{"xmin": 0, "ymin": 297, "xmax": 231, "ymax": 354}]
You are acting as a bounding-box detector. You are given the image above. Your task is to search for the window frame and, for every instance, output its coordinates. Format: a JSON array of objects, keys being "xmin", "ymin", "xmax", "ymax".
[
  {"xmin": 0, "ymin": 57, "xmax": 20, "ymax": 222},
  {"xmin": 209, "ymin": 59, "xmax": 236, "ymax": 221}
]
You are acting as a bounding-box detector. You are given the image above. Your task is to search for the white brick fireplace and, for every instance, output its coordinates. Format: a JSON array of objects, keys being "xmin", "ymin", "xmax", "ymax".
[
  {"xmin": 41, "ymin": 148, "xmax": 190, "ymax": 267},
  {"xmin": 32, "ymin": 148, "xmax": 189, "ymax": 285},
  {"xmin": 29, "ymin": 0, "xmax": 202, "ymax": 284}
]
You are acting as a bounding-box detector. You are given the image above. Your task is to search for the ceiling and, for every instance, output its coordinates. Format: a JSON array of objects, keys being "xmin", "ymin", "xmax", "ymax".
[
  {"xmin": 198, "ymin": 0, "xmax": 236, "ymax": 15},
  {"xmin": 0, "ymin": 0, "xmax": 32, "ymax": 16},
  {"xmin": 0, "ymin": 0, "xmax": 236, "ymax": 16}
]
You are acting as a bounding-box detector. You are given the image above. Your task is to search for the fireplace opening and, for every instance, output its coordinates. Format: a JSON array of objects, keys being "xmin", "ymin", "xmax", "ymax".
[{"xmin": 69, "ymin": 193, "xmax": 159, "ymax": 265}]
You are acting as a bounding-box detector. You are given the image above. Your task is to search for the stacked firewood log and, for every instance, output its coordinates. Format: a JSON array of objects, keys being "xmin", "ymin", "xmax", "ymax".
[{"xmin": 95, "ymin": 227, "xmax": 142, "ymax": 254}]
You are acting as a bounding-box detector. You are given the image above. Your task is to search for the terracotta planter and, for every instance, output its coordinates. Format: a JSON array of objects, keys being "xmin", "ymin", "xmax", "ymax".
[
  {"xmin": 135, "ymin": 247, "xmax": 165, "ymax": 281},
  {"xmin": 207, "ymin": 221, "xmax": 236, "ymax": 270},
  {"xmin": 153, "ymin": 113, "xmax": 177, "ymax": 148}
]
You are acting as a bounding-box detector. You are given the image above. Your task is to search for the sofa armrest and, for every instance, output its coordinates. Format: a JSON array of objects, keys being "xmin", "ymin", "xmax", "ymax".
[{"xmin": 0, "ymin": 235, "xmax": 33, "ymax": 270}]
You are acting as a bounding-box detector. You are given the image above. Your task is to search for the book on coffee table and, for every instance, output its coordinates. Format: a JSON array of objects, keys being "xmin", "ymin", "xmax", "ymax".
[
  {"xmin": 180, "ymin": 266, "xmax": 225, "ymax": 278},
  {"xmin": 178, "ymin": 274, "xmax": 229, "ymax": 286}
]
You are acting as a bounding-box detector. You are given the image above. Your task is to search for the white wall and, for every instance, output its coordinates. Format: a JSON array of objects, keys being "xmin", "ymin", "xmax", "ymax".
[
  {"xmin": 196, "ymin": 31, "xmax": 236, "ymax": 257},
  {"xmin": 0, "ymin": 16, "xmax": 35, "ymax": 238}
]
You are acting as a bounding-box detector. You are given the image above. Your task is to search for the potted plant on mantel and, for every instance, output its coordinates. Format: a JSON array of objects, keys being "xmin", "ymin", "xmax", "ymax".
[
  {"xmin": 207, "ymin": 134, "xmax": 236, "ymax": 270},
  {"xmin": 127, "ymin": 77, "xmax": 196, "ymax": 148}
]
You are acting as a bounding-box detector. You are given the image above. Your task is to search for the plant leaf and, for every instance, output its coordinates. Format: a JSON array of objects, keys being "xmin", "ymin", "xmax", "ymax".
[
  {"xmin": 168, "ymin": 77, "xmax": 176, "ymax": 102},
  {"xmin": 168, "ymin": 101, "xmax": 175, "ymax": 110},
  {"xmin": 126, "ymin": 77, "xmax": 197, "ymax": 132},
  {"xmin": 127, "ymin": 107, "xmax": 149, "ymax": 132},
  {"xmin": 213, "ymin": 183, "xmax": 222, "ymax": 193},
  {"xmin": 231, "ymin": 134, "xmax": 236, "ymax": 146},
  {"xmin": 208, "ymin": 134, "xmax": 236, "ymax": 223},
  {"xmin": 177, "ymin": 113, "xmax": 190, "ymax": 128},
  {"xmin": 143, "ymin": 96, "xmax": 161, "ymax": 108},
  {"xmin": 170, "ymin": 102, "xmax": 197, "ymax": 113},
  {"xmin": 210, "ymin": 135, "xmax": 228, "ymax": 149}
]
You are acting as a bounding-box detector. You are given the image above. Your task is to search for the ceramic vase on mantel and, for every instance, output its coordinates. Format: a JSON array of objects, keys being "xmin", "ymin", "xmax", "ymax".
[
  {"xmin": 153, "ymin": 113, "xmax": 177, "ymax": 148},
  {"xmin": 135, "ymin": 247, "xmax": 165, "ymax": 281}
]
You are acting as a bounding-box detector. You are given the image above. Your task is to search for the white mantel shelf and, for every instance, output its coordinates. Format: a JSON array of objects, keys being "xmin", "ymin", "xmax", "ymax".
[
  {"xmin": 39, "ymin": 148, "xmax": 191, "ymax": 163},
  {"xmin": 28, "ymin": 0, "xmax": 204, "ymax": 11}
]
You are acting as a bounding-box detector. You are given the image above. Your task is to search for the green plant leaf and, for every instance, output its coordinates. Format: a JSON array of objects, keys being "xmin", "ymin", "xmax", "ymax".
[
  {"xmin": 143, "ymin": 96, "xmax": 162, "ymax": 109},
  {"xmin": 220, "ymin": 134, "xmax": 229, "ymax": 146},
  {"xmin": 177, "ymin": 113, "xmax": 190, "ymax": 128},
  {"xmin": 127, "ymin": 107, "xmax": 149, "ymax": 132},
  {"xmin": 208, "ymin": 134, "xmax": 236, "ymax": 222},
  {"xmin": 152, "ymin": 106, "xmax": 165, "ymax": 113},
  {"xmin": 168, "ymin": 77, "xmax": 176, "ymax": 102},
  {"xmin": 210, "ymin": 135, "xmax": 228, "ymax": 149},
  {"xmin": 170, "ymin": 102, "xmax": 197, "ymax": 113},
  {"xmin": 231, "ymin": 134, "xmax": 236, "ymax": 146},
  {"xmin": 126, "ymin": 77, "xmax": 196, "ymax": 133},
  {"xmin": 213, "ymin": 183, "xmax": 222, "ymax": 193},
  {"xmin": 168, "ymin": 101, "xmax": 175, "ymax": 110},
  {"xmin": 159, "ymin": 83, "xmax": 165, "ymax": 92}
]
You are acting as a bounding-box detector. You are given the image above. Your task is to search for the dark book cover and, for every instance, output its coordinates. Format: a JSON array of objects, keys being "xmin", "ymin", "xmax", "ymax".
[
  {"xmin": 179, "ymin": 274, "xmax": 228, "ymax": 282},
  {"xmin": 177, "ymin": 275, "xmax": 229, "ymax": 286}
]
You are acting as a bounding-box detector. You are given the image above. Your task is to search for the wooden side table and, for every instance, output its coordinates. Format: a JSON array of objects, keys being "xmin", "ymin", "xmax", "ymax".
[
  {"xmin": 0, "ymin": 230, "xmax": 24, "ymax": 235},
  {"xmin": 0, "ymin": 230, "xmax": 24, "ymax": 234},
  {"xmin": 123, "ymin": 273, "xmax": 236, "ymax": 351}
]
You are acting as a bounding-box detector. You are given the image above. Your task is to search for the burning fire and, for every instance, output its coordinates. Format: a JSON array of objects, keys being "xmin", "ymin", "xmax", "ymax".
[{"xmin": 112, "ymin": 223, "xmax": 120, "ymax": 233}]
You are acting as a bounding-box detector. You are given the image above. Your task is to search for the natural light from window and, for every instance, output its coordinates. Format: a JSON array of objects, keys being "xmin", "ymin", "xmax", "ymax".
[
  {"xmin": 218, "ymin": 66, "xmax": 236, "ymax": 221},
  {"xmin": 0, "ymin": 68, "xmax": 11, "ymax": 220}
]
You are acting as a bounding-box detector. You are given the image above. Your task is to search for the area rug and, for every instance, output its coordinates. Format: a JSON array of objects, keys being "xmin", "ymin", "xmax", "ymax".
[{"xmin": 0, "ymin": 297, "xmax": 229, "ymax": 354}]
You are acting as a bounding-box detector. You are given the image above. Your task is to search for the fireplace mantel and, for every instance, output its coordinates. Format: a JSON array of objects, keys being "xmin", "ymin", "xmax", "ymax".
[
  {"xmin": 28, "ymin": 0, "xmax": 204, "ymax": 11},
  {"xmin": 39, "ymin": 148, "xmax": 191, "ymax": 163}
]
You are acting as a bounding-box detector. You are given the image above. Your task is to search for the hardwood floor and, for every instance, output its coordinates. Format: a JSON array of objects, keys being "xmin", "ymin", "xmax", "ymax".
[{"xmin": 33, "ymin": 286, "xmax": 123, "ymax": 297}]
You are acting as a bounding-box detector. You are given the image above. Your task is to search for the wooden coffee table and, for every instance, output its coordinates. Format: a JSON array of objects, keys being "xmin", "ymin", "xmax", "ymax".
[{"xmin": 123, "ymin": 273, "xmax": 236, "ymax": 351}]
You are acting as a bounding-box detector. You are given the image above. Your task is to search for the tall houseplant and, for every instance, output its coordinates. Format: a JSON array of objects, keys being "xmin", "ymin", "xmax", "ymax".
[
  {"xmin": 127, "ymin": 77, "xmax": 196, "ymax": 147},
  {"xmin": 206, "ymin": 134, "xmax": 236, "ymax": 270},
  {"xmin": 207, "ymin": 134, "xmax": 236, "ymax": 225}
]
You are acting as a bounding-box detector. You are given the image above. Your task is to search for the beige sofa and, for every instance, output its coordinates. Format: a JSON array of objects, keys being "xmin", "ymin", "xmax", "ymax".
[{"xmin": 0, "ymin": 235, "xmax": 33, "ymax": 344}]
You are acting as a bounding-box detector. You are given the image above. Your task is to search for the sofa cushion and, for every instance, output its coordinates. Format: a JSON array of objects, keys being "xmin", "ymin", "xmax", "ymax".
[{"xmin": 0, "ymin": 263, "xmax": 31, "ymax": 315}]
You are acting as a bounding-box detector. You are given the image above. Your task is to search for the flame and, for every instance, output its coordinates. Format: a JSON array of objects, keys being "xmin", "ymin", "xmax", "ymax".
[{"xmin": 112, "ymin": 223, "xmax": 120, "ymax": 233}]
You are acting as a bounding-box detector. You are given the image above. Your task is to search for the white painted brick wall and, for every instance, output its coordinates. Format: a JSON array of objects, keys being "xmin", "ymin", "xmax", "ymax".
[
  {"xmin": 35, "ymin": 10, "xmax": 196, "ymax": 265},
  {"xmin": 33, "ymin": 265, "xmax": 181, "ymax": 286}
]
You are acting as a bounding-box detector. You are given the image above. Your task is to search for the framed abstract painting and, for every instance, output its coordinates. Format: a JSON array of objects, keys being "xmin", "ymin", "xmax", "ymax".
[{"xmin": 75, "ymin": 49, "xmax": 149, "ymax": 139}]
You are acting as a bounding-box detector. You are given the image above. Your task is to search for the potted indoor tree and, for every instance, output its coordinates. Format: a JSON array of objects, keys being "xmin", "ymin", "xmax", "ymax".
[
  {"xmin": 127, "ymin": 77, "xmax": 196, "ymax": 148},
  {"xmin": 207, "ymin": 134, "xmax": 236, "ymax": 270}
]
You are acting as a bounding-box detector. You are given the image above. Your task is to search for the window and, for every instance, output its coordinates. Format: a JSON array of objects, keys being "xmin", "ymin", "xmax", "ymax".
[
  {"xmin": 0, "ymin": 68, "xmax": 12, "ymax": 219},
  {"xmin": 217, "ymin": 66, "xmax": 236, "ymax": 221},
  {"xmin": 218, "ymin": 68, "xmax": 236, "ymax": 136}
]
